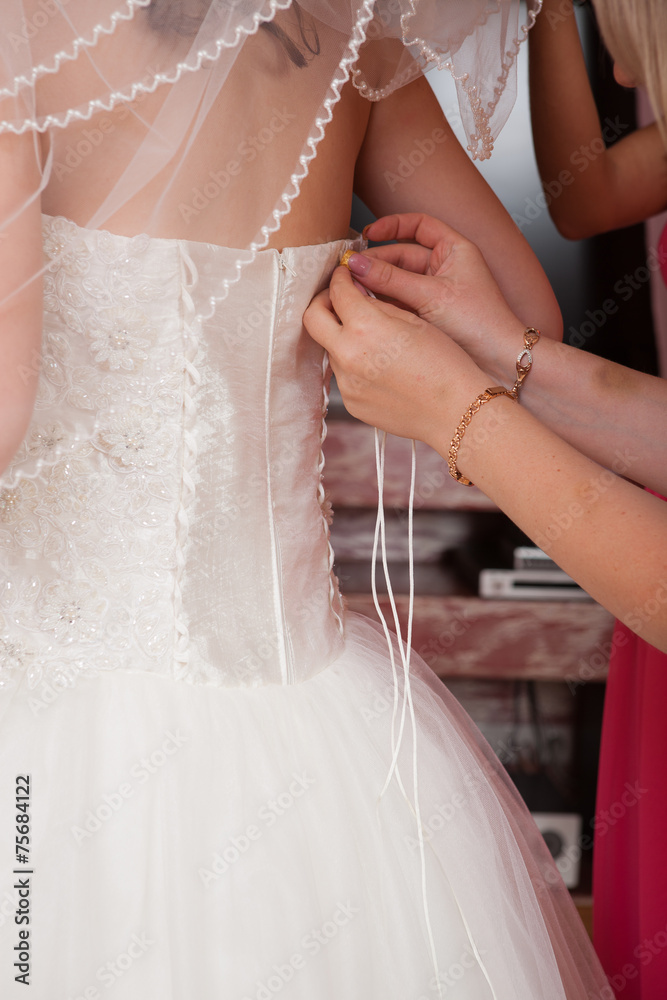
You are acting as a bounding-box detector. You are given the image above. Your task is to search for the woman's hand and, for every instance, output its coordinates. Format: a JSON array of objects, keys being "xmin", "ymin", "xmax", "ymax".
[
  {"xmin": 342, "ymin": 213, "xmax": 532, "ymax": 387},
  {"xmin": 303, "ymin": 261, "xmax": 489, "ymax": 450}
]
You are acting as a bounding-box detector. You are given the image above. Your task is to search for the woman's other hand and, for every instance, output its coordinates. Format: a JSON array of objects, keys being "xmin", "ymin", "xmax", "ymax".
[
  {"xmin": 341, "ymin": 213, "xmax": 530, "ymax": 387},
  {"xmin": 303, "ymin": 261, "xmax": 488, "ymax": 449}
]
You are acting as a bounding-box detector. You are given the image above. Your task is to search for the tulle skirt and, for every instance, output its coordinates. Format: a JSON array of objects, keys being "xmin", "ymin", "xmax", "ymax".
[{"xmin": 0, "ymin": 614, "xmax": 608, "ymax": 999}]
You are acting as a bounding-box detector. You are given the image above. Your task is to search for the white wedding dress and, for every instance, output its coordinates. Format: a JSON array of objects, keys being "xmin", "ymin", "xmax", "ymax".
[{"xmin": 0, "ymin": 215, "xmax": 608, "ymax": 999}]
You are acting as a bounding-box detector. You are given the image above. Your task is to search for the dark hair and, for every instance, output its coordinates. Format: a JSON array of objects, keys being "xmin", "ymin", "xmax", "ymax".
[{"xmin": 146, "ymin": 1, "xmax": 320, "ymax": 68}]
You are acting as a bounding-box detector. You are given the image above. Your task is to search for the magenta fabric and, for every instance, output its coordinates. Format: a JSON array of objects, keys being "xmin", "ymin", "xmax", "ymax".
[
  {"xmin": 593, "ymin": 230, "xmax": 667, "ymax": 998},
  {"xmin": 660, "ymin": 221, "xmax": 667, "ymax": 287},
  {"xmin": 593, "ymin": 542, "xmax": 667, "ymax": 996}
]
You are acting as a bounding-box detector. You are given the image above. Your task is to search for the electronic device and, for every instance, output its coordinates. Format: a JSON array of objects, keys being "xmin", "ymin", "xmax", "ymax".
[
  {"xmin": 479, "ymin": 567, "xmax": 592, "ymax": 601},
  {"xmin": 532, "ymin": 812, "xmax": 583, "ymax": 889}
]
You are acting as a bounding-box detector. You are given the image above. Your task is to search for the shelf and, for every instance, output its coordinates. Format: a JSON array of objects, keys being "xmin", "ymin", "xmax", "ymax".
[
  {"xmin": 343, "ymin": 593, "xmax": 615, "ymax": 682},
  {"xmin": 323, "ymin": 419, "xmax": 497, "ymax": 511}
]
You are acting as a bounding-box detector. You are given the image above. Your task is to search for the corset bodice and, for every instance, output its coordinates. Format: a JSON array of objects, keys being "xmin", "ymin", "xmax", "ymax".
[{"xmin": 0, "ymin": 216, "xmax": 361, "ymax": 690}]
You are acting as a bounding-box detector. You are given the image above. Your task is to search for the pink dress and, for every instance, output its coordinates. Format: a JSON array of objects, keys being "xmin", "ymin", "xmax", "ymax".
[
  {"xmin": 593, "ymin": 620, "xmax": 667, "ymax": 997},
  {"xmin": 592, "ymin": 223, "xmax": 667, "ymax": 998}
]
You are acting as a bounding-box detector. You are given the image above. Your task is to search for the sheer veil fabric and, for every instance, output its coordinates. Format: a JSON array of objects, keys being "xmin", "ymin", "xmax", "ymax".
[{"xmin": 1, "ymin": 0, "xmax": 538, "ymax": 281}]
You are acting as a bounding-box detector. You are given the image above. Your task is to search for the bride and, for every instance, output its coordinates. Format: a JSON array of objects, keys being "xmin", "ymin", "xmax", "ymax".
[{"xmin": 0, "ymin": 1, "xmax": 610, "ymax": 997}]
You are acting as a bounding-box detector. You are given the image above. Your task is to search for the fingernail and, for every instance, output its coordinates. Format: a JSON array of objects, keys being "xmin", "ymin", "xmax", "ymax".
[
  {"xmin": 346, "ymin": 253, "xmax": 371, "ymax": 276},
  {"xmin": 352, "ymin": 278, "xmax": 370, "ymax": 297},
  {"xmin": 361, "ymin": 224, "xmax": 372, "ymax": 239}
]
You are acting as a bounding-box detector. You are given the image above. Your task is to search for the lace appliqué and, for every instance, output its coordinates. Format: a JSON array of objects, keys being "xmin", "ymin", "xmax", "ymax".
[{"xmin": 0, "ymin": 217, "xmax": 187, "ymax": 689}]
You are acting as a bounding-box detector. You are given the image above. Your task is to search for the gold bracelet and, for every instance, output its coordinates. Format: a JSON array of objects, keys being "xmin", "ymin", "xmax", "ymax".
[
  {"xmin": 447, "ymin": 386, "xmax": 516, "ymax": 487},
  {"xmin": 509, "ymin": 327, "xmax": 540, "ymax": 399},
  {"xmin": 448, "ymin": 327, "xmax": 540, "ymax": 487}
]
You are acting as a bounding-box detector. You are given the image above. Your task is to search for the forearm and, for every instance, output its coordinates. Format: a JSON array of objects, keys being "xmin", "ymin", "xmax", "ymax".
[
  {"xmin": 530, "ymin": 1, "xmax": 599, "ymax": 172},
  {"xmin": 481, "ymin": 322, "xmax": 667, "ymax": 495},
  {"xmin": 529, "ymin": 0, "xmax": 667, "ymax": 236},
  {"xmin": 430, "ymin": 394, "xmax": 667, "ymax": 651},
  {"xmin": 339, "ymin": 213, "xmax": 667, "ymax": 492},
  {"xmin": 529, "ymin": 0, "xmax": 610, "ymax": 237}
]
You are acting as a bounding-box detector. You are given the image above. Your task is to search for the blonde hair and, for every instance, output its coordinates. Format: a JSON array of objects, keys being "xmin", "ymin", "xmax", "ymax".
[{"xmin": 592, "ymin": 0, "xmax": 667, "ymax": 147}]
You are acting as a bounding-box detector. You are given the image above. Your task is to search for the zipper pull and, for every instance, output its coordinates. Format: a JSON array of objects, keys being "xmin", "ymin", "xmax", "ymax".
[{"xmin": 279, "ymin": 254, "xmax": 297, "ymax": 278}]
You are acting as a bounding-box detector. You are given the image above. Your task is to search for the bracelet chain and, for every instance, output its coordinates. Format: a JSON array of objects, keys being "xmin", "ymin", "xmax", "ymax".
[{"xmin": 448, "ymin": 327, "xmax": 541, "ymax": 487}]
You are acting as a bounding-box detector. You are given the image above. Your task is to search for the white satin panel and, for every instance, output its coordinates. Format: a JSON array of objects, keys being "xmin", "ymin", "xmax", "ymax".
[{"xmin": 180, "ymin": 238, "xmax": 357, "ymax": 686}]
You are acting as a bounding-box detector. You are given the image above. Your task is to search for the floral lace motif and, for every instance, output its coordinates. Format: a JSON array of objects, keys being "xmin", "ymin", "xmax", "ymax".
[{"xmin": 0, "ymin": 217, "xmax": 186, "ymax": 690}]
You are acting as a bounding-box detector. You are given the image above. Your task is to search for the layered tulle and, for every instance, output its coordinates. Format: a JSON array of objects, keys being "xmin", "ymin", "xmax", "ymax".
[{"xmin": 0, "ymin": 614, "xmax": 608, "ymax": 999}]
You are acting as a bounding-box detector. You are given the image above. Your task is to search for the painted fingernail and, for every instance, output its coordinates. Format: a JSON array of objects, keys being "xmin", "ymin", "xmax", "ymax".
[{"xmin": 346, "ymin": 253, "xmax": 371, "ymax": 276}]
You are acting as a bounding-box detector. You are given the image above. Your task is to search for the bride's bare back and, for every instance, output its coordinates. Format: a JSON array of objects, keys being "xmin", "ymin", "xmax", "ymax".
[{"xmin": 39, "ymin": 15, "xmax": 373, "ymax": 249}]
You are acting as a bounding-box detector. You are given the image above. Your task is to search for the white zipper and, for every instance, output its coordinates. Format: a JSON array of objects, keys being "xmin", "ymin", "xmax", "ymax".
[{"xmin": 267, "ymin": 250, "xmax": 296, "ymax": 684}]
